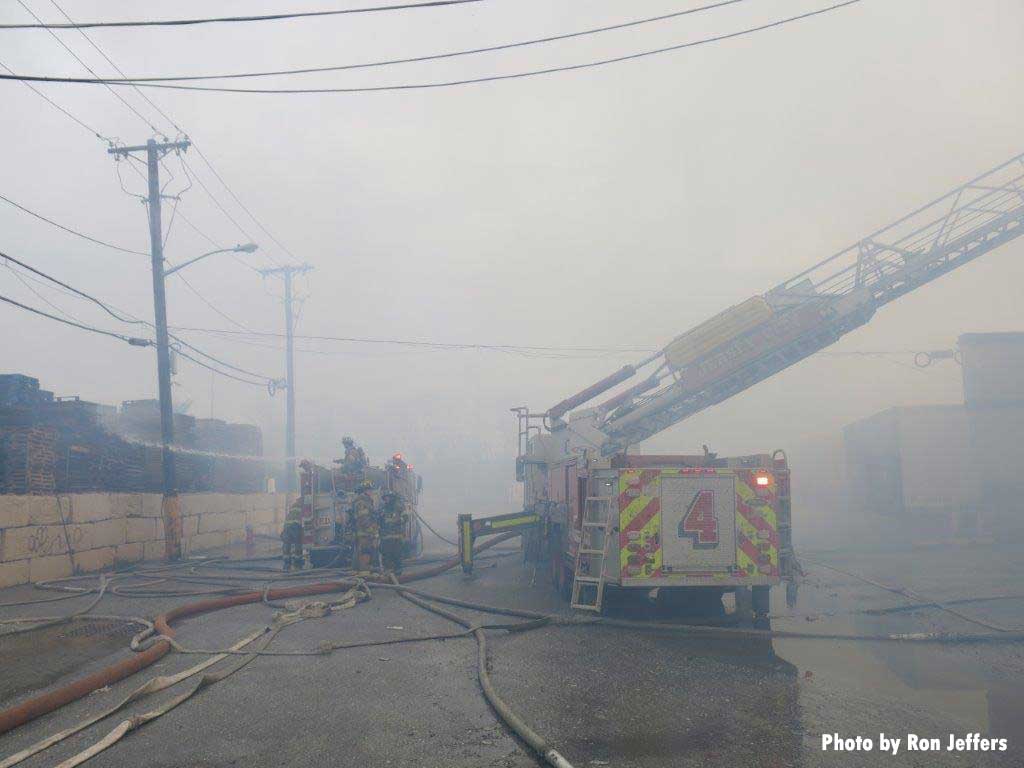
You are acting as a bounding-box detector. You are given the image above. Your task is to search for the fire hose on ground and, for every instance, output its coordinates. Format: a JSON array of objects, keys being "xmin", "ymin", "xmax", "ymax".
[
  {"xmin": 0, "ymin": 531, "xmax": 522, "ymax": 737},
  {"xmin": 2, "ymin": 540, "xmax": 1024, "ymax": 768}
]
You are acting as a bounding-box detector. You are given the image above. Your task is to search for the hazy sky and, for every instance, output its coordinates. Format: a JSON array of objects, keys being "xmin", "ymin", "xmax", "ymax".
[{"xmin": 2, "ymin": 0, "xmax": 1022, "ymax": 520}]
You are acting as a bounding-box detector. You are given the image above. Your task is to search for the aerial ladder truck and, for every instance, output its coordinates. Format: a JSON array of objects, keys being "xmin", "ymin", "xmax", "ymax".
[{"xmin": 458, "ymin": 151, "xmax": 1024, "ymax": 620}]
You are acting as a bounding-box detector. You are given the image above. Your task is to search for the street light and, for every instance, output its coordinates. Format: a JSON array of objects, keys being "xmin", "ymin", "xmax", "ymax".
[{"xmin": 164, "ymin": 243, "xmax": 259, "ymax": 276}]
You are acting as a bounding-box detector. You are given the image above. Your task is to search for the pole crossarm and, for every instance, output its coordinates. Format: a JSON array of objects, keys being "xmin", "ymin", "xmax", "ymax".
[{"xmin": 107, "ymin": 139, "xmax": 191, "ymax": 157}]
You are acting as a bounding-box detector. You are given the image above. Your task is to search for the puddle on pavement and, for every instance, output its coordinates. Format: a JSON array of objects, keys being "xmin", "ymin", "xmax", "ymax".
[{"xmin": 774, "ymin": 601, "xmax": 1010, "ymax": 733}]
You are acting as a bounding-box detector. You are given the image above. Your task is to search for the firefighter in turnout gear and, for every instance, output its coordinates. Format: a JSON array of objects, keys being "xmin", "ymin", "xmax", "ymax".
[
  {"xmin": 336, "ymin": 436, "xmax": 369, "ymax": 492},
  {"xmin": 341, "ymin": 436, "xmax": 368, "ymax": 472},
  {"xmin": 351, "ymin": 480, "xmax": 379, "ymax": 572},
  {"xmin": 378, "ymin": 492, "xmax": 408, "ymax": 574},
  {"xmin": 281, "ymin": 498, "xmax": 305, "ymax": 571}
]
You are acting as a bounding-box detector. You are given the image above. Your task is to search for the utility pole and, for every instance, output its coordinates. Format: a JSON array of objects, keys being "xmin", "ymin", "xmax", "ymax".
[
  {"xmin": 260, "ymin": 264, "xmax": 312, "ymax": 494},
  {"xmin": 109, "ymin": 138, "xmax": 191, "ymax": 561}
]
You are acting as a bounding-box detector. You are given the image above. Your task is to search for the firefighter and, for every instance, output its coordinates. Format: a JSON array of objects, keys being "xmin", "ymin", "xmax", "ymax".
[
  {"xmin": 350, "ymin": 480, "xmax": 379, "ymax": 572},
  {"xmin": 378, "ymin": 492, "xmax": 408, "ymax": 574},
  {"xmin": 341, "ymin": 436, "xmax": 368, "ymax": 471},
  {"xmin": 281, "ymin": 497, "xmax": 305, "ymax": 571},
  {"xmin": 336, "ymin": 436, "xmax": 369, "ymax": 492}
]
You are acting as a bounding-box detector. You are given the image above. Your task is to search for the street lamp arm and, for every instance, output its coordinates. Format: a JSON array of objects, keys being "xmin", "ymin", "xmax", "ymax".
[{"xmin": 164, "ymin": 243, "xmax": 258, "ymax": 276}]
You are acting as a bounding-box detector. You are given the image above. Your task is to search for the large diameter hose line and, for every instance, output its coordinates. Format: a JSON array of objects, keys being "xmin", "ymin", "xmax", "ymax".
[
  {"xmin": 0, "ymin": 531, "xmax": 521, "ymax": 737},
  {"xmin": 390, "ymin": 575, "xmax": 574, "ymax": 768}
]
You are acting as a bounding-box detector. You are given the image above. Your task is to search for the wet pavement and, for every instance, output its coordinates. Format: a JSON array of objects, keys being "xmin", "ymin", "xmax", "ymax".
[{"xmin": 0, "ymin": 541, "xmax": 1021, "ymax": 767}]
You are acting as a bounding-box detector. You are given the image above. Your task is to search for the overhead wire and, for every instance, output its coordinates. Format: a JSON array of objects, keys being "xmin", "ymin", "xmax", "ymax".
[
  {"xmin": 2, "ymin": 251, "xmax": 278, "ymax": 383},
  {"xmin": 0, "ymin": 0, "xmax": 484, "ymax": 29},
  {"xmin": 173, "ymin": 273, "xmax": 261, "ymax": 332},
  {"xmin": 0, "ymin": 292, "xmax": 150, "ymax": 345},
  {"xmin": 4, "ymin": 263, "xmax": 83, "ymax": 323},
  {"xmin": 178, "ymin": 156, "xmax": 259, "ymax": 253},
  {"xmin": 0, "ymin": 192, "xmax": 148, "ymax": 256},
  {"xmin": 34, "ymin": 0, "xmax": 298, "ymax": 273},
  {"xmin": 14, "ymin": 0, "xmax": 161, "ymax": 132},
  {"xmin": 0, "ymin": 1, "xmax": 862, "ymax": 94},
  {"xmin": 46, "ymin": 0, "xmax": 183, "ymax": 136},
  {"xmin": 0, "ymin": 16, "xmax": 283, "ymax": 388},
  {"xmin": 45, "ymin": 0, "xmax": 305, "ymax": 272},
  {"xmin": 171, "ymin": 325, "xmax": 659, "ymax": 354},
  {"xmin": 0, "ymin": 57, "xmax": 108, "ymax": 141},
  {"xmin": 173, "ymin": 348, "xmax": 271, "ymax": 387},
  {"xmin": 188, "ymin": 144, "xmax": 295, "ymax": 267},
  {"xmin": 1, "ymin": 250, "xmax": 146, "ymax": 325},
  {"xmin": 58, "ymin": 0, "xmax": 756, "ymax": 83},
  {"xmin": 39, "ymin": 0, "xmax": 287, "ymax": 270}
]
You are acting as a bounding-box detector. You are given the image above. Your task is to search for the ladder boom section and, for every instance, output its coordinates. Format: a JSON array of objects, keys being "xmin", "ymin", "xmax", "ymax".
[{"xmin": 570, "ymin": 152, "xmax": 1024, "ymax": 453}]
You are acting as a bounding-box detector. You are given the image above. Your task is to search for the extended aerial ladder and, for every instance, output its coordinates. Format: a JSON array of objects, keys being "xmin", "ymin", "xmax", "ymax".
[
  {"xmin": 463, "ymin": 151, "xmax": 1024, "ymax": 584},
  {"xmin": 538, "ymin": 151, "xmax": 1024, "ymax": 454}
]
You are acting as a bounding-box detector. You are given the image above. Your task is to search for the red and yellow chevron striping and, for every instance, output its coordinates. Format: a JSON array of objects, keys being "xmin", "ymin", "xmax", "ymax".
[{"xmin": 618, "ymin": 469, "xmax": 663, "ymax": 579}]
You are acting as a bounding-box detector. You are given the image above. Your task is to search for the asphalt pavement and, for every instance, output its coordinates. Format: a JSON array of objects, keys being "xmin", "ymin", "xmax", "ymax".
[{"xmin": 0, "ymin": 541, "xmax": 1021, "ymax": 768}]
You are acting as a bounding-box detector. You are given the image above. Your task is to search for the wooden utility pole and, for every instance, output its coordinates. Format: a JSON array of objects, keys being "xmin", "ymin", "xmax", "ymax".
[
  {"xmin": 108, "ymin": 137, "xmax": 191, "ymax": 561},
  {"xmin": 260, "ymin": 264, "xmax": 312, "ymax": 493}
]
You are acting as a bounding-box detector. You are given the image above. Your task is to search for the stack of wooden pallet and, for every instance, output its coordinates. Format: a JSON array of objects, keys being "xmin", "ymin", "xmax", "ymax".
[{"xmin": 0, "ymin": 425, "xmax": 57, "ymax": 494}]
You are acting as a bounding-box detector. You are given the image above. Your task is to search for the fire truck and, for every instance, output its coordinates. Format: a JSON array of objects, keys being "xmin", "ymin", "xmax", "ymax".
[
  {"xmin": 301, "ymin": 452, "xmax": 423, "ymax": 568},
  {"xmin": 458, "ymin": 150, "xmax": 1024, "ymax": 619}
]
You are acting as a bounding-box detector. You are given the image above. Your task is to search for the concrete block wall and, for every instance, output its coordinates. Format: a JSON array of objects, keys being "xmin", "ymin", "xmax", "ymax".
[{"xmin": 0, "ymin": 492, "xmax": 289, "ymax": 588}]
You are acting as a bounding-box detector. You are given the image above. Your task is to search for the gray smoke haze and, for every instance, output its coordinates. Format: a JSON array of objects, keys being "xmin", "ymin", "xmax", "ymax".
[{"xmin": 2, "ymin": 0, "xmax": 1022, "ymax": 540}]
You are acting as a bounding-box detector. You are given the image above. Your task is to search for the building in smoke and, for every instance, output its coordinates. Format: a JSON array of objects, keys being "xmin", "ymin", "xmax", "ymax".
[{"xmin": 844, "ymin": 333, "xmax": 1024, "ymax": 545}]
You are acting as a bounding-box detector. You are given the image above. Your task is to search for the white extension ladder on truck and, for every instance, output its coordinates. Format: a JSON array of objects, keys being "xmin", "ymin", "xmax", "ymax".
[{"xmin": 570, "ymin": 495, "xmax": 615, "ymax": 612}]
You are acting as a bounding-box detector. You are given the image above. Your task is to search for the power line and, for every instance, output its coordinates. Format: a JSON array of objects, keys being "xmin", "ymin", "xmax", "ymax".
[
  {"xmin": 0, "ymin": 0, "xmax": 484, "ymax": 30},
  {"xmin": 15, "ymin": 0, "xmax": 161, "ymax": 133},
  {"xmin": 0, "ymin": 1, "xmax": 862, "ymax": 94},
  {"xmin": 178, "ymin": 155, "xmax": 258, "ymax": 251},
  {"xmin": 168, "ymin": 335, "xmax": 278, "ymax": 382},
  {"xmin": 1, "ymin": 250, "xmax": 146, "ymax": 324},
  {"xmin": 4, "ymin": 261, "xmax": 83, "ymax": 322},
  {"xmin": 173, "ymin": 348, "xmax": 269, "ymax": 387},
  {"xmin": 174, "ymin": 271, "xmax": 263, "ymax": 332},
  {"xmin": 47, "ymin": 0, "xmax": 298, "ymax": 269},
  {"xmin": 0, "ymin": 57, "xmax": 108, "ymax": 141},
  {"xmin": 46, "ymin": 0, "xmax": 182, "ymax": 136},
  {"xmin": 171, "ymin": 325, "xmax": 659, "ymax": 354},
  {"xmin": 0, "ymin": 192, "xmax": 149, "ymax": 256},
  {"xmin": 188, "ymin": 144, "xmax": 297, "ymax": 266},
  {"xmin": 1, "ymin": 289, "xmax": 274, "ymax": 383},
  {"xmin": 3, "ymin": 250, "xmax": 279, "ymax": 382},
  {"xmin": 33, "ymin": 0, "xmax": 754, "ymax": 83},
  {"xmin": 30, "ymin": 0, "xmax": 293, "ymax": 273},
  {"xmin": 0, "ymin": 292, "xmax": 151, "ymax": 346}
]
